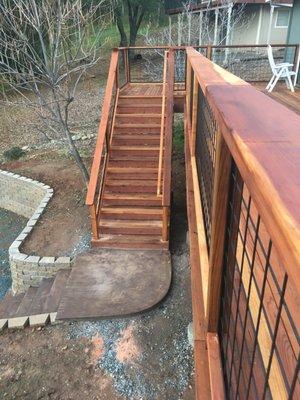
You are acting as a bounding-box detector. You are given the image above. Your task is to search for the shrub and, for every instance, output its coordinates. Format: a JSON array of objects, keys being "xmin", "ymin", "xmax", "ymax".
[{"xmin": 3, "ymin": 146, "xmax": 25, "ymax": 161}]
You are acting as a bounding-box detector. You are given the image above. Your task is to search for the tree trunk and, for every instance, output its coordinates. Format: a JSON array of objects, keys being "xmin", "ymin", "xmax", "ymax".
[
  {"xmin": 115, "ymin": 5, "xmax": 128, "ymax": 47},
  {"xmin": 63, "ymin": 125, "xmax": 90, "ymax": 186}
]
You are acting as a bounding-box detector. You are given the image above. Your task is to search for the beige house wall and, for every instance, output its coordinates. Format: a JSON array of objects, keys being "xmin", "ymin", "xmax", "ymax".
[{"xmin": 231, "ymin": 5, "xmax": 290, "ymax": 45}]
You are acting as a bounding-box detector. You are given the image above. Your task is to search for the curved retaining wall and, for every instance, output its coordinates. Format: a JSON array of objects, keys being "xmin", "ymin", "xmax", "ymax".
[{"xmin": 0, "ymin": 169, "xmax": 71, "ymax": 293}]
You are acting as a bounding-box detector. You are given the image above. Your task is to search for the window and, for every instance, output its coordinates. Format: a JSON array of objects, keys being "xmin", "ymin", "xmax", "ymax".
[{"xmin": 275, "ymin": 9, "xmax": 290, "ymax": 28}]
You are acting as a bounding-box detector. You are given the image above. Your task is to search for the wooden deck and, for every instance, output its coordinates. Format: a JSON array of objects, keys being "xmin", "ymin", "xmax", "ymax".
[
  {"xmin": 57, "ymin": 249, "xmax": 171, "ymax": 320},
  {"xmin": 253, "ymin": 82, "xmax": 300, "ymax": 115}
]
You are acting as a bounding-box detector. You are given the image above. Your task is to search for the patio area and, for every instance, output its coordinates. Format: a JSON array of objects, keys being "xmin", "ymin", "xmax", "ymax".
[{"xmin": 253, "ymin": 82, "xmax": 300, "ymax": 115}]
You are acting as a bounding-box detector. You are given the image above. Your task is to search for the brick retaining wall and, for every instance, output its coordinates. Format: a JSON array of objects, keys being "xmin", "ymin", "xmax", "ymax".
[{"xmin": 0, "ymin": 170, "xmax": 71, "ymax": 293}]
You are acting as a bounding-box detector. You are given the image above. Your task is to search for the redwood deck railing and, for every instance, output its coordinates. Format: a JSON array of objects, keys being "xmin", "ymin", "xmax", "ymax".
[
  {"xmin": 185, "ymin": 47, "xmax": 300, "ymax": 399},
  {"xmin": 85, "ymin": 49, "xmax": 119, "ymax": 238}
]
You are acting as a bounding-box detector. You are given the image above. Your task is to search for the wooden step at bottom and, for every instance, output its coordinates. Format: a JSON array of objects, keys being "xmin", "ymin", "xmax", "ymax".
[
  {"xmin": 101, "ymin": 207, "xmax": 163, "ymax": 220},
  {"xmin": 93, "ymin": 234, "xmax": 168, "ymax": 250},
  {"xmin": 6, "ymin": 293, "xmax": 25, "ymax": 318},
  {"xmin": 29, "ymin": 278, "xmax": 54, "ymax": 316},
  {"xmin": 0, "ymin": 291, "xmax": 14, "ymax": 319},
  {"xmin": 43, "ymin": 269, "xmax": 70, "ymax": 313},
  {"xmin": 102, "ymin": 193, "xmax": 162, "ymax": 207},
  {"xmin": 14, "ymin": 286, "xmax": 38, "ymax": 317},
  {"xmin": 99, "ymin": 219, "xmax": 162, "ymax": 235}
]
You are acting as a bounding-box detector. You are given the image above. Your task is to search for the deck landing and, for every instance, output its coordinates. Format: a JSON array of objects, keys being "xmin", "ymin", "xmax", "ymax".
[{"xmin": 56, "ymin": 249, "xmax": 171, "ymax": 320}]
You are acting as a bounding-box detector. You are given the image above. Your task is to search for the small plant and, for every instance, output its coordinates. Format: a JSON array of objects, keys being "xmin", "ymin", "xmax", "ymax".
[
  {"xmin": 3, "ymin": 146, "xmax": 25, "ymax": 161},
  {"xmin": 173, "ymin": 120, "xmax": 184, "ymax": 153}
]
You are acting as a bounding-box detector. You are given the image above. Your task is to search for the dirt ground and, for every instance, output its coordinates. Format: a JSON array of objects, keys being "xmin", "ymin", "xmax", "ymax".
[{"xmin": 2, "ymin": 152, "xmax": 91, "ymax": 257}]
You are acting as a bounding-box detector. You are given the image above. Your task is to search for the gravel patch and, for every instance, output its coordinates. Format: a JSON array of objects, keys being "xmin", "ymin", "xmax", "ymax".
[{"xmin": 0, "ymin": 208, "xmax": 26, "ymax": 299}]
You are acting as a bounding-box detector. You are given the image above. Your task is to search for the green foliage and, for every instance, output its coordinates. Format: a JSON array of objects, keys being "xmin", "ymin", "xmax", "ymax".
[
  {"xmin": 3, "ymin": 146, "xmax": 25, "ymax": 161},
  {"xmin": 173, "ymin": 120, "xmax": 184, "ymax": 153}
]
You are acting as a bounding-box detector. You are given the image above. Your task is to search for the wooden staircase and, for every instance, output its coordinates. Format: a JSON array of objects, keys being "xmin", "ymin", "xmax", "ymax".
[
  {"xmin": 96, "ymin": 93, "xmax": 167, "ymax": 250},
  {"xmin": 0, "ymin": 270, "xmax": 70, "ymax": 330},
  {"xmin": 86, "ymin": 49, "xmax": 175, "ymax": 251}
]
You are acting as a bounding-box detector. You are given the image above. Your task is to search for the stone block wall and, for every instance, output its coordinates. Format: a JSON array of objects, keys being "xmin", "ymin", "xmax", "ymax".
[{"xmin": 0, "ymin": 170, "xmax": 71, "ymax": 293}]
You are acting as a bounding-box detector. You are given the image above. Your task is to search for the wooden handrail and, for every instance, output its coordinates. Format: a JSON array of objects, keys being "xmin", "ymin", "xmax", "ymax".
[
  {"xmin": 157, "ymin": 50, "xmax": 169, "ymax": 196},
  {"xmin": 186, "ymin": 46, "xmax": 300, "ymax": 296},
  {"xmin": 117, "ymin": 44, "xmax": 299, "ymax": 50},
  {"xmin": 86, "ymin": 49, "xmax": 119, "ymax": 207}
]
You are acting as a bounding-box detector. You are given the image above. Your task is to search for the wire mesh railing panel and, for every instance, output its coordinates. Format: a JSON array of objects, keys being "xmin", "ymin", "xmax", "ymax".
[
  {"xmin": 174, "ymin": 47, "xmax": 207, "ymax": 85},
  {"xmin": 195, "ymin": 84, "xmax": 218, "ymax": 250},
  {"xmin": 211, "ymin": 46, "xmax": 297, "ymax": 82},
  {"xmin": 219, "ymin": 162, "xmax": 300, "ymax": 400},
  {"xmin": 118, "ymin": 49, "xmax": 127, "ymax": 88},
  {"xmin": 128, "ymin": 48, "xmax": 165, "ymax": 83}
]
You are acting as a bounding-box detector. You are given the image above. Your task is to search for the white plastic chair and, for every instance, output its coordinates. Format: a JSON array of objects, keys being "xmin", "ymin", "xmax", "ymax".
[{"xmin": 266, "ymin": 45, "xmax": 296, "ymax": 93}]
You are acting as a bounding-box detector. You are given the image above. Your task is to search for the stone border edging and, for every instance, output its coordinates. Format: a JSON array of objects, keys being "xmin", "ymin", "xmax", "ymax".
[{"xmin": 0, "ymin": 169, "xmax": 71, "ymax": 293}]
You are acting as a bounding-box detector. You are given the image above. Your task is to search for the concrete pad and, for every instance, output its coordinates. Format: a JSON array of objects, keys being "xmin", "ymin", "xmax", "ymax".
[
  {"xmin": 57, "ymin": 249, "xmax": 172, "ymax": 320},
  {"xmin": 29, "ymin": 313, "xmax": 50, "ymax": 327},
  {"xmin": 8, "ymin": 316, "xmax": 29, "ymax": 329},
  {"xmin": 0, "ymin": 319, "xmax": 8, "ymax": 331}
]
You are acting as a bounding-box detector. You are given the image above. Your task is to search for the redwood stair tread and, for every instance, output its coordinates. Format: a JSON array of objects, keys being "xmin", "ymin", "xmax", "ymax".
[
  {"xmin": 29, "ymin": 278, "xmax": 54, "ymax": 316},
  {"xmin": 14, "ymin": 286, "xmax": 39, "ymax": 317},
  {"xmin": 43, "ymin": 269, "xmax": 70, "ymax": 313}
]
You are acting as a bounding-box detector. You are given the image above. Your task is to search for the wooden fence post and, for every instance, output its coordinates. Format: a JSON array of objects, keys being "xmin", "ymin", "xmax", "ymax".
[
  {"xmin": 207, "ymin": 45, "xmax": 212, "ymax": 60},
  {"xmin": 207, "ymin": 132, "xmax": 232, "ymax": 332},
  {"xmin": 186, "ymin": 59, "xmax": 192, "ymax": 117}
]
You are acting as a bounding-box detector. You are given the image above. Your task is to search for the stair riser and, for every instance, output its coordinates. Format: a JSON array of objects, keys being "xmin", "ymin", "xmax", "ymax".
[
  {"xmin": 117, "ymin": 106, "xmax": 162, "ymax": 114},
  {"xmin": 109, "ymin": 160, "xmax": 158, "ymax": 168},
  {"xmin": 118, "ymin": 97, "xmax": 162, "ymax": 106},
  {"xmin": 114, "ymin": 127, "xmax": 160, "ymax": 134},
  {"xmin": 107, "ymin": 172, "xmax": 159, "ymax": 180},
  {"xmin": 99, "ymin": 226, "xmax": 161, "ymax": 235},
  {"xmin": 101, "ymin": 212, "xmax": 162, "ymax": 220},
  {"xmin": 105, "ymin": 185, "xmax": 157, "ymax": 194},
  {"xmin": 102, "ymin": 198, "xmax": 161, "ymax": 207},
  {"xmin": 112, "ymin": 138, "xmax": 160, "ymax": 146},
  {"xmin": 115, "ymin": 116, "xmax": 161, "ymax": 124},
  {"xmin": 92, "ymin": 241, "xmax": 167, "ymax": 250},
  {"xmin": 111, "ymin": 149, "xmax": 159, "ymax": 157}
]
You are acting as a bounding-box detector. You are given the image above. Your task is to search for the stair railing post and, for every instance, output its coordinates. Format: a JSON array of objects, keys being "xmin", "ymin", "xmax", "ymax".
[
  {"xmin": 207, "ymin": 131, "xmax": 232, "ymax": 332},
  {"xmin": 89, "ymin": 204, "xmax": 98, "ymax": 240}
]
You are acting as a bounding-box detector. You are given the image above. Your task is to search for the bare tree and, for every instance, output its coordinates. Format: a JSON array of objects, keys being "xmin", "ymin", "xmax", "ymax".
[
  {"xmin": 0, "ymin": 0, "xmax": 113, "ymax": 185},
  {"xmin": 142, "ymin": 1, "xmax": 253, "ymax": 81}
]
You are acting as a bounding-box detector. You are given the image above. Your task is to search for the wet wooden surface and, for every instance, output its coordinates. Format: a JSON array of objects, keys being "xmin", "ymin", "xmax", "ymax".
[
  {"xmin": 57, "ymin": 249, "xmax": 171, "ymax": 320},
  {"xmin": 253, "ymin": 82, "xmax": 300, "ymax": 115}
]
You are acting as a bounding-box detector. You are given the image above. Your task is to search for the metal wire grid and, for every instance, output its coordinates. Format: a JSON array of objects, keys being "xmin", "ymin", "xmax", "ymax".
[
  {"xmin": 211, "ymin": 46, "xmax": 297, "ymax": 82},
  {"xmin": 128, "ymin": 48, "xmax": 165, "ymax": 83},
  {"xmin": 118, "ymin": 49, "xmax": 127, "ymax": 88},
  {"xmin": 219, "ymin": 163, "xmax": 300, "ymax": 400},
  {"xmin": 195, "ymin": 85, "xmax": 218, "ymax": 250}
]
